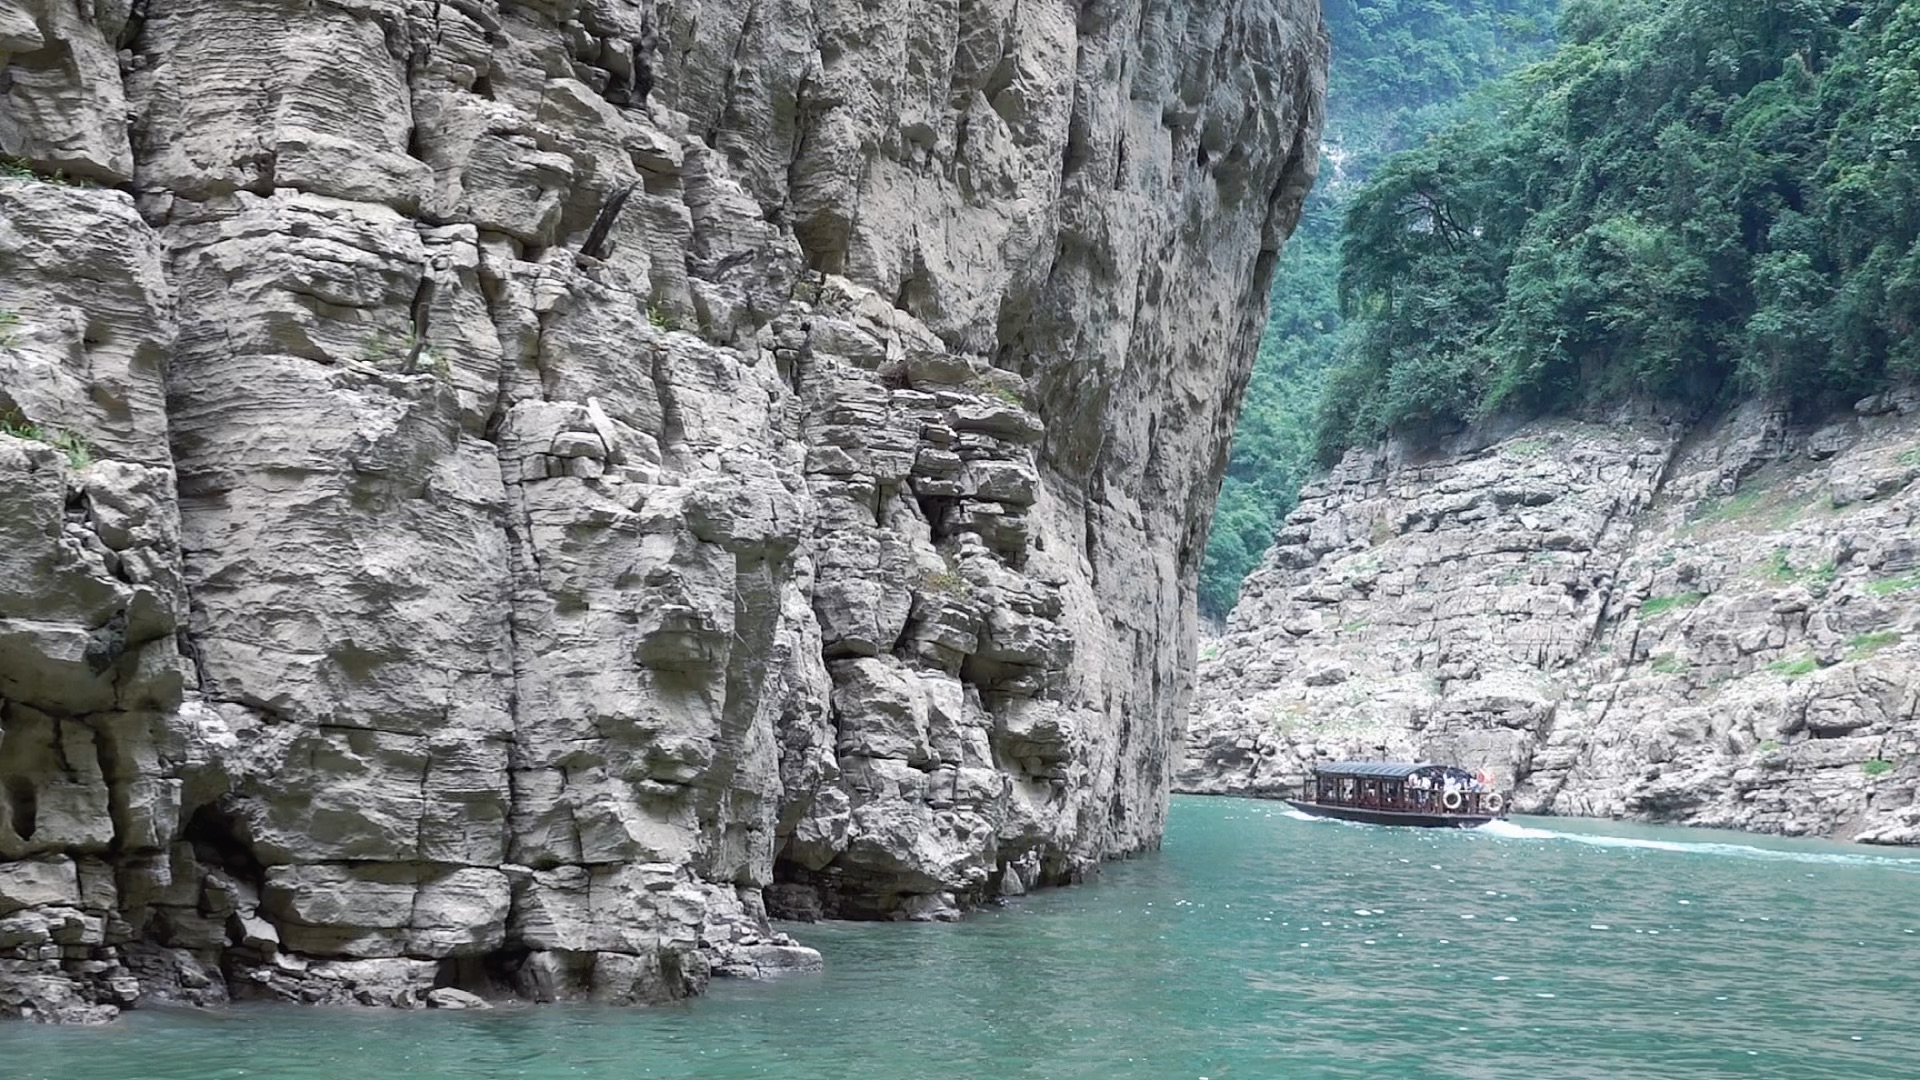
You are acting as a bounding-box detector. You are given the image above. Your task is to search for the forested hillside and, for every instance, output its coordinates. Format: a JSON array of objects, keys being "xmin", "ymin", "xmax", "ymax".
[
  {"xmin": 1318, "ymin": 0, "xmax": 1920, "ymax": 456},
  {"xmin": 1201, "ymin": 0, "xmax": 1558, "ymax": 619}
]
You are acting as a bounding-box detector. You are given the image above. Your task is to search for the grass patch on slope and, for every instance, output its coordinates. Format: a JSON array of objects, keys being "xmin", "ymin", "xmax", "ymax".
[
  {"xmin": 0, "ymin": 409, "xmax": 93, "ymax": 468},
  {"xmin": 1767, "ymin": 655, "xmax": 1819, "ymax": 679},
  {"xmin": 1764, "ymin": 549, "xmax": 1836, "ymax": 590},
  {"xmin": 1847, "ymin": 631, "xmax": 1903, "ymax": 659},
  {"xmin": 1639, "ymin": 592, "xmax": 1707, "ymax": 618},
  {"xmin": 1866, "ymin": 572, "xmax": 1920, "ymax": 596}
]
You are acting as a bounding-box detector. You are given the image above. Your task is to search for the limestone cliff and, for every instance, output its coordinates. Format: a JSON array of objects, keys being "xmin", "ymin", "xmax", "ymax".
[
  {"xmin": 1183, "ymin": 395, "xmax": 1920, "ymax": 845},
  {"xmin": 0, "ymin": 0, "xmax": 1325, "ymax": 1022}
]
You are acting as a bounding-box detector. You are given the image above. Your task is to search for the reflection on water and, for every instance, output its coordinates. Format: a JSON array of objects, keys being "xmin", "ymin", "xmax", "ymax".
[{"xmin": 11, "ymin": 800, "xmax": 1919, "ymax": 1079}]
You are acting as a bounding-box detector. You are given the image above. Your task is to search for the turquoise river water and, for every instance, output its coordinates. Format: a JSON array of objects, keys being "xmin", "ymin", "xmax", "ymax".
[{"xmin": 9, "ymin": 797, "xmax": 1920, "ymax": 1079}]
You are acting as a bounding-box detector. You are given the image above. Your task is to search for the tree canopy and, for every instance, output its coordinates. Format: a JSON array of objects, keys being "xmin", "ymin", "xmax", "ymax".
[
  {"xmin": 1317, "ymin": 0, "xmax": 1920, "ymax": 456},
  {"xmin": 1200, "ymin": 0, "xmax": 1559, "ymax": 621}
]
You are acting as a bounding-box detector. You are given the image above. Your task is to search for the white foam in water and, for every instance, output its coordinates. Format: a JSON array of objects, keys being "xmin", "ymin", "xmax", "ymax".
[
  {"xmin": 1476, "ymin": 820, "xmax": 1562, "ymax": 841},
  {"xmin": 1474, "ymin": 818, "xmax": 1920, "ymax": 874}
]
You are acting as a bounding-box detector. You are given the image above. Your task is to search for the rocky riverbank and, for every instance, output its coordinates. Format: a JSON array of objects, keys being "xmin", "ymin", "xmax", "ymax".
[
  {"xmin": 0, "ymin": 0, "xmax": 1325, "ymax": 1022},
  {"xmin": 1182, "ymin": 393, "xmax": 1920, "ymax": 844}
]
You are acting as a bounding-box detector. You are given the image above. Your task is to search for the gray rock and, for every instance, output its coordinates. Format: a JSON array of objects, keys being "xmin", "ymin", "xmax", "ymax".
[
  {"xmin": 425, "ymin": 987, "xmax": 491, "ymax": 1010},
  {"xmin": 0, "ymin": 0, "xmax": 1326, "ymax": 1022},
  {"xmin": 1185, "ymin": 407, "xmax": 1920, "ymax": 843},
  {"xmin": 712, "ymin": 943, "xmax": 827, "ymax": 980},
  {"xmin": 0, "ymin": 860, "xmax": 80, "ymax": 915}
]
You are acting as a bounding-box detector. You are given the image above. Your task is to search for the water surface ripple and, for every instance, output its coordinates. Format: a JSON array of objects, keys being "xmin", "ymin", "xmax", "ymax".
[{"xmin": 10, "ymin": 798, "xmax": 1919, "ymax": 1079}]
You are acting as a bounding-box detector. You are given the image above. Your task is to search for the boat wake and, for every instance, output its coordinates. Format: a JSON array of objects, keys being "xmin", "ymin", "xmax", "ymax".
[
  {"xmin": 1475, "ymin": 820, "xmax": 1564, "ymax": 841},
  {"xmin": 1475, "ymin": 819, "xmax": 1920, "ymax": 874},
  {"xmin": 1278, "ymin": 807, "xmax": 1330, "ymax": 824}
]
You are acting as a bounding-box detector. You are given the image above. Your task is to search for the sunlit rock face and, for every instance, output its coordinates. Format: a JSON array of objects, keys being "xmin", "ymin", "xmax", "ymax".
[
  {"xmin": 0, "ymin": 0, "xmax": 1324, "ymax": 1021},
  {"xmin": 1184, "ymin": 397, "xmax": 1920, "ymax": 845}
]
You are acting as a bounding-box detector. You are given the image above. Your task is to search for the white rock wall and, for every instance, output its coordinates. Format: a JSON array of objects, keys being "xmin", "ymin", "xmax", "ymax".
[
  {"xmin": 0, "ymin": 0, "xmax": 1325, "ymax": 1021},
  {"xmin": 1184, "ymin": 397, "xmax": 1920, "ymax": 845}
]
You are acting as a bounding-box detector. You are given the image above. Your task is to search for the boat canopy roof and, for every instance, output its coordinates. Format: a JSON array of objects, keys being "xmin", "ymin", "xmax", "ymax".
[{"xmin": 1313, "ymin": 761, "xmax": 1467, "ymax": 780}]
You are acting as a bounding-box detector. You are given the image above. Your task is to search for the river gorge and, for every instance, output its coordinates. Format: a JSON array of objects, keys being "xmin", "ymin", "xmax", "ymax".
[
  {"xmin": 7, "ymin": 0, "xmax": 1920, "ymax": 1070},
  {"xmin": 12, "ymin": 796, "xmax": 1920, "ymax": 1078}
]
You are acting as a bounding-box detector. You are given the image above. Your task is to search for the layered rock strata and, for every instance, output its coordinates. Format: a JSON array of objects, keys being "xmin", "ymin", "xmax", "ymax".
[
  {"xmin": 0, "ymin": 0, "xmax": 1325, "ymax": 1022},
  {"xmin": 1184, "ymin": 396, "xmax": 1920, "ymax": 844}
]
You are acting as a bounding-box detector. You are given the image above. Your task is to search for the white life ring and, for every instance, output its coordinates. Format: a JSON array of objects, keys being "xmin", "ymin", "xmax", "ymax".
[
  {"xmin": 1486, "ymin": 792, "xmax": 1506, "ymax": 814},
  {"xmin": 1442, "ymin": 790, "xmax": 1464, "ymax": 811}
]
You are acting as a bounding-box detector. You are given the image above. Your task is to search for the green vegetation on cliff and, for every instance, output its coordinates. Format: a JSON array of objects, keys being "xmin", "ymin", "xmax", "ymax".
[
  {"xmin": 1318, "ymin": 0, "xmax": 1920, "ymax": 457},
  {"xmin": 1202, "ymin": 1, "xmax": 1558, "ymax": 619},
  {"xmin": 1320, "ymin": 0, "xmax": 1559, "ymax": 155}
]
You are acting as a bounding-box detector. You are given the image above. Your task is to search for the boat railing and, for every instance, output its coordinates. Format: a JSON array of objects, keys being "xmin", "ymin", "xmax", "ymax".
[{"xmin": 1303, "ymin": 778, "xmax": 1497, "ymax": 817}]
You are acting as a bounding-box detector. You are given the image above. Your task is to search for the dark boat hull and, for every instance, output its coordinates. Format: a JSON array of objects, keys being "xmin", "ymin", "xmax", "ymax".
[{"xmin": 1285, "ymin": 799, "xmax": 1496, "ymax": 829}]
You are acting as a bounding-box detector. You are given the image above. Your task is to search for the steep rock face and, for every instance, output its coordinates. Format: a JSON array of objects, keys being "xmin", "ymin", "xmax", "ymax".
[
  {"xmin": 1184, "ymin": 397, "xmax": 1920, "ymax": 844},
  {"xmin": 0, "ymin": 0, "xmax": 1325, "ymax": 1022}
]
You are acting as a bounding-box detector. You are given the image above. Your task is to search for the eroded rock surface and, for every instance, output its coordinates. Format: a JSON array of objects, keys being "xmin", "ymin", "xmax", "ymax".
[
  {"xmin": 1184, "ymin": 397, "xmax": 1920, "ymax": 844},
  {"xmin": 0, "ymin": 0, "xmax": 1325, "ymax": 1021}
]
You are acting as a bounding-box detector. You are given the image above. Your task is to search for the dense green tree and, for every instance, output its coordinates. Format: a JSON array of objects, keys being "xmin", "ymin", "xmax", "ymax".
[
  {"xmin": 1317, "ymin": 0, "xmax": 1920, "ymax": 459},
  {"xmin": 1199, "ymin": 1, "xmax": 1559, "ymax": 621}
]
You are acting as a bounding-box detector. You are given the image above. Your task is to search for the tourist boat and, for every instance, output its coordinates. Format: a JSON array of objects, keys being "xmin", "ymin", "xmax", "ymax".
[{"xmin": 1285, "ymin": 761, "xmax": 1506, "ymax": 828}]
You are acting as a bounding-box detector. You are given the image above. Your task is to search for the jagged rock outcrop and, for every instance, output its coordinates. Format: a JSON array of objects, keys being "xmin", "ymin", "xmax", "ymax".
[
  {"xmin": 0, "ymin": 0, "xmax": 1325, "ymax": 1022},
  {"xmin": 1183, "ymin": 396, "xmax": 1920, "ymax": 844}
]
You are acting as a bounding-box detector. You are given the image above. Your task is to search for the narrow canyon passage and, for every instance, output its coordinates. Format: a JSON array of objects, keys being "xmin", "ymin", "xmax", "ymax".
[{"xmin": 12, "ymin": 798, "xmax": 1919, "ymax": 1079}]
